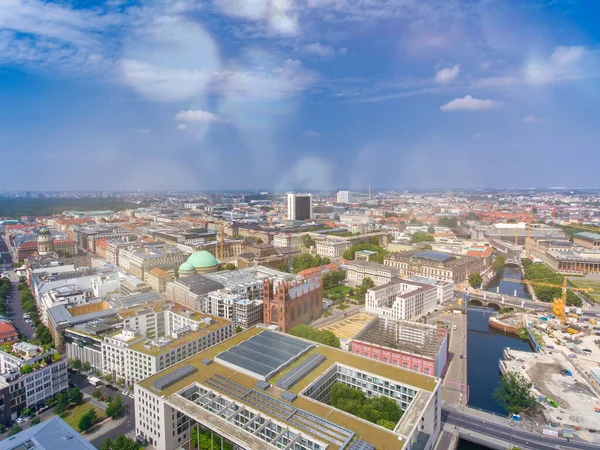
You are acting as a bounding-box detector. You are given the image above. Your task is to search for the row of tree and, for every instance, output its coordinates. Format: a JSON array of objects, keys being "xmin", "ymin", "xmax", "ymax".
[
  {"xmin": 523, "ymin": 260, "xmax": 581, "ymax": 306},
  {"xmin": 289, "ymin": 324, "xmax": 340, "ymax": 348},
  {"xmin": 20, "ymin": 286, "xmax": 53, "ymax": 346},
  {"xmin": 322, "ymin": 270, "xmax": 346, "ymax": 290},
  {"xmin": 0, "ymin": 276, "xmax": 11, "ymax": 317},
  {"xmin": 329, "ymin": 382, "xmax": 403, "ymax": 430},
  {"xmin": 100, "ymin": 436, "xmax": 143, "ymax": 450},
  {"xmin": 291, "ymin": 254, "xmax": 331, "ymax": 273},
  {"xmin": 354, "ymin": 277, "xmax": 375, "ymax": 303},
  {"xmin": 411, "ymin": 231, "xmax": 435, "ymax": 244},
  {"xmin": 342, "ymin": 239, "xmax": 388, "ymax": 263}
]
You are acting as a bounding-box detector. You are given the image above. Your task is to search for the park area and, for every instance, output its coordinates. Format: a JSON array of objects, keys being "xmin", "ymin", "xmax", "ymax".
[
  {"xmin": 569, "ymin": 276, "xmax": 600, "ymax": 303},
  {"xmin": 323, "ymin": 285, "xmax": 354, "ymax": 301},
  {"xmin": 61, "ymin": 402, "xmax": 106, "ymax": 431}
]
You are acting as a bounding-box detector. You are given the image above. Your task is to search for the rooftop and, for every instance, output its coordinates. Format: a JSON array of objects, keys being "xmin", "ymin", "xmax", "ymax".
[
  {"xmin": 412, "ymin": 251, "xmax": 454, "ymax": 262},
  {"xmin": 574, "ymin": 231, "xmax": 600, "ymax": 241},
  {"xmin": 139, "ymin": 328, "xmax": 440, "ymax": 450},
  {"xmin": 0, "ymin": 416, "xmax": 96, "ymax": 450}
]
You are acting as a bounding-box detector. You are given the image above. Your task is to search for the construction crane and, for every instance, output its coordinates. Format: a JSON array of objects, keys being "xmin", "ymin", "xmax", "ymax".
[{"xmin": 503, "ymin": 277, "xmax": 593, "ymax": 323}]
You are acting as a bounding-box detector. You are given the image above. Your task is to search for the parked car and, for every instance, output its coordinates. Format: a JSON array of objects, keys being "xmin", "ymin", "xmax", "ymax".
[
  {"xmin": 129, "ymin": 393, "xmax": 135, "ymax": 399},
  {"xmin": 106, "ymin": 384, "xmax": 118, "ymax": 391},
  {"xmin": 568, "ymin": 353, "xmax": 577, "ymax": 358},
  {"xmin": 15, "ymin": 417, "xmax": 23, "ymax": 424},
  {"xmin": 122, "ymin": 390, "xmax": 129, "ymax": 396}
]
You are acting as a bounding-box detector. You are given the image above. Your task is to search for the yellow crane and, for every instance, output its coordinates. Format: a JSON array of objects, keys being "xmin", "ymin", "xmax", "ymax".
[{"xmin": 503, "ymin": 277, "xmax": 593, "ymax": 322}]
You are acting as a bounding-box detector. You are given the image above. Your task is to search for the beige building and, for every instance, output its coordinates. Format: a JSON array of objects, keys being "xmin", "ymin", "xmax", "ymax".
[
  {"xmin": 273, "ymin": 233, "xmax": 302, "ymax": 248},
  {"xmin": 121, "ymin": 245, "xmax": 189, "ymax": 281},
  {"xmin": 366, "ymin": 278, "xmax": 438, "ymax": 321},
  {"xmin": 384, "ymin": 251, "xmax": 485, "ymax": 283},
  {"xmin": 315, "ymin": 239, "xmax": 352, "ymax": 259},
  {"xmin": 346, "ymin": 260, "xmax": 399, "ymax": 286},
  {"xmin": 147, "ymin": 268, "xmax": 172, "ymax": 294}
]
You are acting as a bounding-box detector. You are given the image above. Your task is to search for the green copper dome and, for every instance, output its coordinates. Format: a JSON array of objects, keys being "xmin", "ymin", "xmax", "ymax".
[
  {"xmin": 38, "ymin": 227, "xmax": 51, "ymax": 236},
  {"xmin": 186, "ymin": 251, "xmax": 219, "ymax": 269},
  {"xmin": 178, "ymin": 261, "xmax": 195, "ymax": 273}
]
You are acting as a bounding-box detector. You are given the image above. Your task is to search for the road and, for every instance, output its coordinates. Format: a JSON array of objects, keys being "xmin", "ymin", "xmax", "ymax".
[
  {"xmin": 69, "ymin": 373, "xmax": 136, "ymax": 447},
  {"xmin": 443, "ymin": 407, "xmax": 600, "ymax": 450},
  {"xmin": 3, "ymin": 267, "xmax": 35, "ymax": 340}
]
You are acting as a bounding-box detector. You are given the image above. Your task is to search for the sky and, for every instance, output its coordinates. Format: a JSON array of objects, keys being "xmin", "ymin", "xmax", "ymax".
[{"xmin": 1, "ymin": 0, "xmax": 600, "ymax": 192}]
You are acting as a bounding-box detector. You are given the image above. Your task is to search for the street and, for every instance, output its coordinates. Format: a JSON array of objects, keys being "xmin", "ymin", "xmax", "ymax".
[
  {"xmin": 442, "ymin": 407, "xmax": 600, "ymax": 450},
  {"xmin": 69, "ymin": 373, "xmax": 136, "ymax": 447},
  {"xmin": 3, "ymin": 267, "xmax": 35, "ymax": 340}
]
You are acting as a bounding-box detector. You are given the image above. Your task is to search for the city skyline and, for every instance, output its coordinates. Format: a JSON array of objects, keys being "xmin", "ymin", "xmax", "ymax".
[{"xmin": 1, "ymin": 0, "xmax": 600, "ymax": 191}]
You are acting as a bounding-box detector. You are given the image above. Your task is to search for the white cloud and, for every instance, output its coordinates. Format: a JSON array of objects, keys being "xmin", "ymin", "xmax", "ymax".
[
  {"xmin": 303, "ymin": 130, "xmax": 321, "ymax": 138},
  {"xmin": 435, "ymin": 64, "xmax": 460, "ymax": 84},
  {"xmin": 551, "ymin": 46, "xmax": 585, "ymax": 66},
  {"xmin": 522, "ymin": 115, "xmax": 542, "ymax": 123},
  {"xmin": 440, "ymin": 95, "xmax": 501, "ymax": 111},
  {"xmin": 214, "ymin": 0, "xmax": 297, "ymax": 35},
  {"xmin": 175, "ymin": 110, "xmax": 227, "ymax": 122},
  {"xmin": 472, "ymin": 132, "xmax": 483, "ymax": 138},
  {"xmin": 303, "ymin": 43, "xmax": 334, "ymax": 57},
  {"xmin": 177, "ymin": 124, "xmax": 187, "ymax": 130},
  {"xmin": 133, "ymin": 128, "xmax": 151, "ymax": 134},
  {"xmin": 276, "ymin": 156, "xmax": 333, "ymax": 191}
]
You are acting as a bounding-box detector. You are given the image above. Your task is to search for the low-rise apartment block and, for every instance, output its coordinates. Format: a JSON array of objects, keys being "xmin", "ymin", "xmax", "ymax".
[
  {"xmin": 366, "ymin": 278, "xmax": 438, "ymax": 321},
  {"xmin": 346, "ymin": 260, "xmax": 399, "ymax": 286},
  {"xmin": 0, "ymin": 343, "xmax": 68, "ymax": 421}
]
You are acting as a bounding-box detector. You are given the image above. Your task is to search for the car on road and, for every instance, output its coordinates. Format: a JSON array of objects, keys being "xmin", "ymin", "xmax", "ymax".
[
  {"xmin": 122, "ymin": 390, "xmax": 129, "ymax": 396},
  {"xmin": 568, "ymin": 353, "xmax": 577, "ymax": 358},
  {"xmin": 15, "ymin": 417, "xmax": 24, "ymax": 424},
  {"xmin": 129, "ymin": 393, "xmax": 135, "ymax": 399},
  {"xmin": 106, "ymin": 384, "xmax": 118, "ymax": 391}
]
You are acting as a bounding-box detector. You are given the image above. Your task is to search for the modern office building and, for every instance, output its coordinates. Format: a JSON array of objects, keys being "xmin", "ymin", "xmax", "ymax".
[
  {"xmin": 0, "ymin": 343, "xmax": 68, "ymax": 421},
  {"xmin": 135, "ymin": 328, "xmax": 441, "ymax": 450},
  {"xmin": 346, "ymin": 260, "xmax": 399, "ymax": 286},
  {"xmin": 336, "ymin": 191, "xmax": 353, "ymax": 204},
  {"xmin": 365, "ymin": 278, "xmax": 438, "ymax": 321},
  {"xmin": 351, "ymin": 317, "xmax": 449, "ymax": 378},
  {"xmin": 406, "ymin": 276, "xmax": 454, "ymax": 305},
  {"xmin": 287, "ymin": 193, "xmax": 313, "ymax": 221}
]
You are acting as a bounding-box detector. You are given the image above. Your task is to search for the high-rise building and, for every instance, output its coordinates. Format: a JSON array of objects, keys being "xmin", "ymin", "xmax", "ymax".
[
  {"xmin": 336, "ymin": 190, "xmax": 353, "ymax": 204},
  {"xmin": 287, "ymin": 193, "xmax": 312, "ymax": 221}
]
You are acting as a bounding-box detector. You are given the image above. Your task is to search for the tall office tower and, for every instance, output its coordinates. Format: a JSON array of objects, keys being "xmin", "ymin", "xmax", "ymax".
[
  {"xmin": 336, "ymin": 190, "xmax": 353, "ymax": 204},
  {"xmin": 287, "ymin": 193, "xmax": 313, "ymax": 221}
]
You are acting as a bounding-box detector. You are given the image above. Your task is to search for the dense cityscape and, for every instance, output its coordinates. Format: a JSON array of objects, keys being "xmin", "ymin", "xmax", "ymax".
[{"xmin": 1, "ymin": 189, "xmax": 600, "ymax": 450}]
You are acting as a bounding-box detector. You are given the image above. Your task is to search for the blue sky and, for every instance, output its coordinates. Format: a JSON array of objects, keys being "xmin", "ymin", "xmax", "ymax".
[{"xmin": 1, "ymin": 0, "xmax": 599, "ymax": 191}]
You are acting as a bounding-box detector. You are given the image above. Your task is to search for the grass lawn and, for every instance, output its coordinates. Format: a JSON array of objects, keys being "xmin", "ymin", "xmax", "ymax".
[
  {"xmin": 569, "ymin": 278, "xmax": 600, "ymax": 303},
  {"xmin": 336, "ymin": 303, "xmax": 350, "ymax": 310},
  {"xmin": 324, "ymin": 285, "xmax": 352, "ymax": 296},
  {"xmin": 61, "ymin": 402, "xmax": 106, "ymax": 432}
]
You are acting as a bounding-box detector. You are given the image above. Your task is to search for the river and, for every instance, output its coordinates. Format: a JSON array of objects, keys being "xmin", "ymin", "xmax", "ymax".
[
  {"xmin": 466, "ymin": 308, "xmax": 532, "ymax": 414},
  {"xmin": 486, "ymin": 265, "xmax": 531, "ymax": 299}
]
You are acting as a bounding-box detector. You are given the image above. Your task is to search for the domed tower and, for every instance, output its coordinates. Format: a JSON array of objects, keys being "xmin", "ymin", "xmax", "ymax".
[{"xmin": 37, "ymin": 227, "xmax": 54, "ymax": 255}]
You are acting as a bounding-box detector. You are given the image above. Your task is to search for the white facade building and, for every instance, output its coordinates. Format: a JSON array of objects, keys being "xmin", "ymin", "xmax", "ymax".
[
  {"xmin": 273, "ymin": 233, "xmax": 302, "ymax": 248},
  {"xmin": 38, "ymin": 285, "xmax": 93, "ymax": 325},
  {"xmin": 336, "ymin": 191, "xmax": 353, "ymax": 204},
  {"xmin": 346, "ymin": 260, "xmax": 399, "ymax": 286},
  {"xmin": 315, "ymin": 240, "xmax": 352, "ymax": 259},
  {"xmin": 366, "ymin": 278, "xmax": 438, "ymax": 321},
  {"xmin": 407, "ymin": 276, "xmax": 454, "ymax": 305}
]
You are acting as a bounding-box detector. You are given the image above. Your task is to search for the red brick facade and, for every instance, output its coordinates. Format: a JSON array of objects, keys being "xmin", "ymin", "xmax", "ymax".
[{"xmin": 262, "ymin": 278, "xmax": 322, "ymax": 333}]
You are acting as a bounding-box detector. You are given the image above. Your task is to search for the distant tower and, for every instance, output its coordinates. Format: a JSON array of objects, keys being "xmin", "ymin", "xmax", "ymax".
[
  {"xmin": 287, "ymin": 193, "xmax": 313, "ymax": 221},
  {"xmin": 37, "ymin": 227, "xmax": 54, "ymax": 255}
]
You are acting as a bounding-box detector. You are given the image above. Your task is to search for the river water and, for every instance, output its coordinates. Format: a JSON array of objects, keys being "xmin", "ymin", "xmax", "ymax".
[{"xmin": 486, "ymin": 265, "xmax": 531, "ymax": 299}]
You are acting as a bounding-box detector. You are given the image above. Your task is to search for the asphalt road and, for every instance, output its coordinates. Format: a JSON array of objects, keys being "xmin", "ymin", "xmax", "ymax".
[
  {"xmin": 69, "ymin": 373, "xmax": 136, "ymax": 447},
  {"xmin": 443, "ymin": 408, "xmax": 599, "ymax": 450},
  {"xmin": 3, "ymin": 268, "xmax": 35, "ymax": 340}
]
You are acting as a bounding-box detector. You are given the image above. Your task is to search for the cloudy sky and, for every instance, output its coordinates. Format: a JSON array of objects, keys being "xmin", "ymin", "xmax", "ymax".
[{"xmin": 1, "ymin": 0, "xmax": 599, "ymax": 191}]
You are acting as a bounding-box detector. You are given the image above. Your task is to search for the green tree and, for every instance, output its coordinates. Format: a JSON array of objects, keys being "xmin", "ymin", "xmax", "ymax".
[
  {"xmin": 82, "ymin": 361, "xmax": 91, "ymax": 371},
  {"xmin": 53, "ymin": 392, "xmax": 69, "ymax": 415},
  {"xmin": 411, "ymin": 231, "xmax": 435, "ymax": 244},
  {"xmin": 70, "ymin": 387, "xmax": 83, "ymax": 404},
  {"xmin": 235, "ymin": 326, "xmax": 243, "ymax": 334},
  {"xmin": 44, "ymin": 396, "xmax": 55, "ymax": 408},
  {"xmin": 20, "ymin": 364, "xmax": 33, "ymax": 374},
  {"xmin": 438, "ymin": 217, "xmax": 458, "ymax": 228},
  {"xmin": 291, "ymin": 254, "xmax": 330, "ymax": 273},
  {"xmin": 7, "ymin": 423, "xmax": 22, "ymax": 437},
  {"xmin": 329, "ymin": 382, "xmax": 403, "ymax": 426},
  {"xmin": 101, "ymin": 439, "xmax": 113, "ymax": 450},
  {"xmin": 30, "ymin": 416, "xmax": 41, "ymax": 426},
  {"xmin": 493, "ymin": 372, "xmax": 537, "ymax": 415},
  {"xmin": 93, "ymin": 388, "xmax": 103, "ymax": 399},
  {"xmin": 427, "ymin": 226, "xmax": 435, "ymax": 234},
  {"xmin": 342, "ymin": 242, "xmax": 388, "ymax": 263},
  {"xmin": 220, "ymin": 263, "xmax": 237, "ymax": 271},
  {"xmin": 521, "ymin": 258, "xmax": 533, "ymax": 268},
  {"xmin": 355, "ymin": 277, "xmax": 375, "ymax": 303},
  {"xmin": 78, "ymin": 408, "xmax": 97, "ymax": 433},
  {"xmin": 106, "ymin": 396, "xmax": 124, "ymax": 419},
  {"xmin": 493, "ymin": 255, "xmax": 506, "ymax": 273},
  {"xmin": 289, "ymin": 325, "xmax": 341, "ymax": 348},
  {"xmin": 301, "ymin": 234, "xmax": 316, "ymax": 248},
  {"xmin": 468, "ymin": 272, "xmax": 483, "ymax": 289},
  {"xmin": 322, "ymin": 270, "xmax": 346, "ymax": 290}
]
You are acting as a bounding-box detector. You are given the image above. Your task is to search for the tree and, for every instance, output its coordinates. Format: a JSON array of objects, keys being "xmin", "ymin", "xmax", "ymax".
[
  {"xmin": 106, "ymin": 396, "xmax": 124, "ymax": 419},
  {"xmin": 54, "ymin": 392, "xmax": 69, "ymax": 414},
  {"xmin": 30, "ymin": 416, "xmax": 41, "ymax": 426},
  {"xmin": 322, "ymin": 270, "xmax": 346, "ymax": 290},
  {"xmin": 82, "ymin": 361, "xmax": 91, "ymax": 371},
  {"xmin": 493, "ymin": 255, "xmax": 506, "ymax": 273},
  {"xmin": 107, "ymin": 435, "xmax": 142, "ymax": 450},
  {"xmin": 343, "ymin": 242, "xmax": 388, "ymax": 263},
  {"xmin": 21, "ymin": 408, "xmax": 31, "ymax": 416},
  {"xmin": 44, "ymin": 396, "xmax": 55, "ymax": 408},
  {"xmin": 291, "ymin": 254, "xmax": 330, "ymax": 273},
  {"xmin": 438, "ymin": 217, "xmax": 458, "ymax": 228},
  {"xmin": 78, "ymin": 408, "xmax": 97, "ymax": 433},
  {"xmin": 93, "ymin": 388, "xmax": 103, "ymax": 399},
  {"xmin": 427, "ymin": 226, "xmax": 435, "ymax": 234},
  {"xmin": 70, "ymin": 387, "xmax": 83, "ymax": 404},
  {"xmin": 329, "ymin": 382, "xmax": 402, "ymax": 427},
  {"xmin": 289, "ymin": 325, "xmax": 341, "ymax": 348},
  {"xmin": 220, "ymin": 263, "xmax": 237, "ymax": 271},
  {"xmin": 468, "ymin": 272, "xmax": 483, "ymax": 289},
  {"xmin": 7, "ymin": 423, "xmax": 22, "ymax": 437},
  {"xmin": 521, "ymin": 258, "xmax": 533, "ymax": 268},
  {"xmin": 302, "ymin": 234, "xmax": 316, "ymax": 248},
  {"xmin": 493, "ymin": 372, "xmax": 537, "ymax": 415},
  {"xmin": 355, "ymin": 277, "xmax": 375, "ymax": 303},
  {"xmin": 20, "ymin": 364, "xmax": 33, "ymax": 374},
  {"xmin": 411, "ymin": 231, "xmax": 434, "ymax": 244}
]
